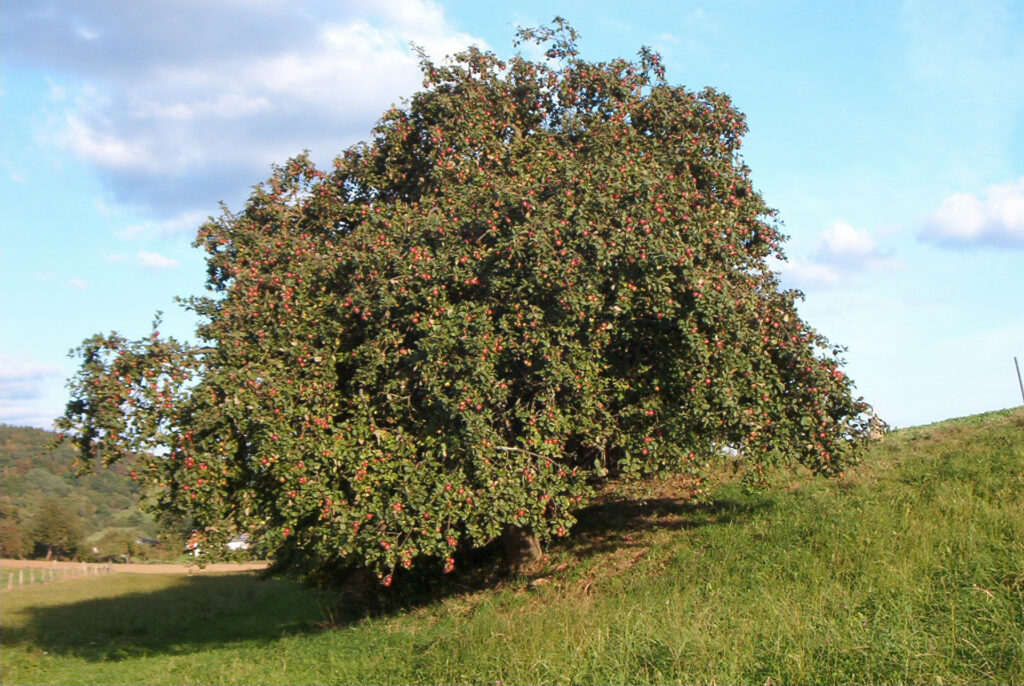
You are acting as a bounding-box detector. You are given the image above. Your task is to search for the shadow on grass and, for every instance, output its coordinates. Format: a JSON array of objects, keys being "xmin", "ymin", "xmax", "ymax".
[
  {"xmin": 4, "ymin": 492, "xmax": 770, "ymax": 661},
  {"xmin": 337, "ymin": 489, "xmax": 772, "ymax": 618},
  {"xmin": 564, "ymin": 490, "xmax": 771, "ymax": 560},
  {"xmin": 1, "ymin": 574, "xmax": 325, "ymax": 662}
]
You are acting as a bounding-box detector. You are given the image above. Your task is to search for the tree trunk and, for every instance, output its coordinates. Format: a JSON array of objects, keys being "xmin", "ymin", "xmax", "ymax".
[{"xmin": 502, "ymin": 524, "xmax": 542, "ymax": 575}]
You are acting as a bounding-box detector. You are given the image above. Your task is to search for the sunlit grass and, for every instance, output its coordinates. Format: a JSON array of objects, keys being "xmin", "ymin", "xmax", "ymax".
[{"xmin": 2, "ymin": 408, "xmax": 1022, "ymax": 684}]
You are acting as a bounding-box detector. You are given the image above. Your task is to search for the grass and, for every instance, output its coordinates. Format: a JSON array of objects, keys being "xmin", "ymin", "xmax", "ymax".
[
  {"xmin": 0, "ymin": 569, "xmax": 53, "ymax": 589},
  {"xmin": 2, "ymin": 407, "xmax": 1022, "ymax": 684}
]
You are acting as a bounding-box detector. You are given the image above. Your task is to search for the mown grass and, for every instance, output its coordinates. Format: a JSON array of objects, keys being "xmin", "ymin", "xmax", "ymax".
[{"xmin": 2, "ymin": 408, "xmax": 1022, "ymax": 684}]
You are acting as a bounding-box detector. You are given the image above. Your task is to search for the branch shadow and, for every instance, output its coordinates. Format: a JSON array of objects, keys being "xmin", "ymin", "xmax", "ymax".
[{"xmin": 563, "ymin": 490, "xmax": 772, "ymax": 560}]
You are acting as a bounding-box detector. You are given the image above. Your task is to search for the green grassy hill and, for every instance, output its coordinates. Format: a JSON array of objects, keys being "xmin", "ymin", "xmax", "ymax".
[
  {"xmin": 0, "ymin": 425, "xmax": 156, "ymax": 558},
  {"xmin": 1, "ymin": 408, "xmax": 1022, "ymax": 684}
]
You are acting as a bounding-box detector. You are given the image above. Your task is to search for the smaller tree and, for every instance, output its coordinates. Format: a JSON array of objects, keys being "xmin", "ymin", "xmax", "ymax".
[
  {"xmin": 155, "ymin": 509, "xmax": 196, "ymax": 555},
  {"xmin": 31, "ymin": 498, "xmax": 83, "ymax": 560},
  {"xmin": 0, "ymin": 520, "xmax": 27, "ymax": 559},
  {"xmin": 90, "ymin": 529, "xmax": 143, "ymax": 563}
]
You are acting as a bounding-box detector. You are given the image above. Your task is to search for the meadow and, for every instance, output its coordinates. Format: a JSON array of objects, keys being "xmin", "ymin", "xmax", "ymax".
[{"xmin": 2, "ymin": 408, "xmax": 1021, "ymax": 684}]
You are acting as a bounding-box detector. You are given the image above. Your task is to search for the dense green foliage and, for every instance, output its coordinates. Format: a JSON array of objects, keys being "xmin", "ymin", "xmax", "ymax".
[
  {"xmin": 0, "ymin": 425, "xmax": 154, "ymax": 559},
  {"xmin": 56, "ymin": 22, "xmax": 874, "ymax": 584},
  {"xmin": 4, "ymin": 409, "xmax": 1021, "ymax": 684},
  {"xmin": 30, "ymin": 499, "xmax": 84, "ymax": 559}
]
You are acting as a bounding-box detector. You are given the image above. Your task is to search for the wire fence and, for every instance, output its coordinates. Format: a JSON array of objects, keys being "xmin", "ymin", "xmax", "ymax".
[{"xmin": 1, "ymin": 563, "xmax": 113, "ymax": 591}]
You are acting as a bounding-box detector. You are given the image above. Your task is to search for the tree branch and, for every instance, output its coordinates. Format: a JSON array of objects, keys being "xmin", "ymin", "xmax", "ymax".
[{"xmin": 492, "ymin": 444, "xmax": 568, "ymax": 468}]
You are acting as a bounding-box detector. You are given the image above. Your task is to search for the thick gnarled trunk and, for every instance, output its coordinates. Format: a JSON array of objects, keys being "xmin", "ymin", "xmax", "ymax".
[{"xmin": 502, "ymin": 524, "xmax": 542, "ymax": 575}]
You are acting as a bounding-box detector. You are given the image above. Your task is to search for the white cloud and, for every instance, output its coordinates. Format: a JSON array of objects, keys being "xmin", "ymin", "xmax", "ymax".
[
  {"xmin": 771, "ymin": 257, "xmax": 841, "ymax": 290},
  {"xmin": 816, "ymin": 221, "xmax": 881, "ymax": 263},
  {"xmin": 136, "ymin": 251, "xmax": 180, "ymax": 269},
  {"xmin": 775, "ymin": 220, "xmax": 896, "ymax": 291},
  {"xmin": 359, "ymin": 0, "xmax": 458, "ymax": 40},
  {"xmin": 120, "ymin": 209, "xmax": 211, "ymax": 239},
  {"xmin": 60, "ymin": 113, "xmax": 160, "ymax": 173},
  {"xmin": 68, "ymin": 278, "xmax": 88, "ymax": 290},
  {"xmin": 45, "ymin": 77, "xmax": 68, "ymax": 101},
  {"xmin": 75, "ymin": 26, "xmax": 99, "ymax": 42},
  {"xmin": 7, "ymin": 1, "xmax": 485, "ymax": 218},
  {"xmin": 0, "ymin": 357, "xmax": 63, "ymax": 386},
  {"xmin": 0, "ymin": 355, "xmax": 64, "ymax": 429},
  {"xmin": 919, "ymin": 178, "xmax": 1024, "ymax": 248}
]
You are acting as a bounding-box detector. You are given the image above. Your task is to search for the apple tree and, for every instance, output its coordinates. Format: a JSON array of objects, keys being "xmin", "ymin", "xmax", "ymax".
[{"xmin": 57, "ymin": 20, "xmax": 876, "ymax": 586}]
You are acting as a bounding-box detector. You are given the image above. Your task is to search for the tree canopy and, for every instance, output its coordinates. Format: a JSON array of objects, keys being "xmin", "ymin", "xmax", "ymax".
[
  {"xmin": 57, "ymin": 20, "xmax": 875, "ymax": 586},
  {"xmin": 31, "ymin": 497, "xmax": 83, "ymax": 560}
]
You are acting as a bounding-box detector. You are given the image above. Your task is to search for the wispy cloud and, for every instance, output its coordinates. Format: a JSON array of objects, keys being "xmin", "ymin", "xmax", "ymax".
[
  {"xmin": 136, "ymin": 251, "xmax": 180, "ymax": 269},
  {"xmin": 59, "ymin": 112, "xmax": 159, "ymax": 173},
  {"xmin": 0, "ymin": 355, "xmax": 64, "ymax": 429},
  {"xmin": 772, "ymin": 258, "xmax": 841, "ymax": 289},
  {"xmin": 45, "ymin": 77, "xmax": 68, "ymax": 101},
  {"xmin": 119, "ymin": 210, "xmax": 211, "ymax": 239},
  {"xmin": 775, "ymin": 221, "xmax": 895, "ymax": 290},
  {"xmin": 918, "ymin": 178, "xmax": 1024, "ymax": 249}
]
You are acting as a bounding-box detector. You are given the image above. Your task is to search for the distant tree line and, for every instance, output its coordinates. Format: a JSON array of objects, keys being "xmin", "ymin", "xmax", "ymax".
[{"xmin": 0, "ymin": 425, "xmax": 184, "ymax": 561}]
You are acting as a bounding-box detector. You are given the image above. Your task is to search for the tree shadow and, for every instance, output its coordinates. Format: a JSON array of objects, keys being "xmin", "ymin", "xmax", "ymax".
[
  {"xmin": 4, "ymin": 491, "xmax": 771, "ymax": 661},
  {"xmin": 326, "ymin": 488, "xmax": 773, "ymax": 619},
  {"xmin": 562, "ymin": 490, "xmax": 771, "ymax": 560},
  {"xmin": 1, "ymin": 574, "xmax": 325, "ymax": 662}
]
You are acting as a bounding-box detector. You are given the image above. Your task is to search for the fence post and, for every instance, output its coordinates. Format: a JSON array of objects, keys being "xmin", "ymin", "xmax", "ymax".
[
  {"xmin": 1015, "ymin": 357, "xmax": 1024, "ymax": 404},
  {"xmin": 19, "ymin": 569, "xmax": 24, "ymax": 586}
]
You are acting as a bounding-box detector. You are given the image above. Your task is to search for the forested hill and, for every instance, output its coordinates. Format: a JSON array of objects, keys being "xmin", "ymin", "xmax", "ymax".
[{"xmin": 0, "ymin": 424, "xmax": 154, "ymax": 557}]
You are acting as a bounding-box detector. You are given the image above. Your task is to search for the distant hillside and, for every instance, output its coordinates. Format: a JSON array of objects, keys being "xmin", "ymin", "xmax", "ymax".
[{"xmin": 0, "ymin": 424, "xmax": 157, "ymax": 558}]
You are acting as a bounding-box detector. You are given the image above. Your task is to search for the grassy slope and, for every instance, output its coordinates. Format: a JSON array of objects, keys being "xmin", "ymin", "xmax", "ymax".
[{"xmin": 2, "ymin": 408, "xmax": 1022, "ymax": 685}]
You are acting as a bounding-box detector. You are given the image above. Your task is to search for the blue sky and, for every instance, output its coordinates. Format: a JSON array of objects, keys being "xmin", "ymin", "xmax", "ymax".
[{"xmin": 2, "ymin": 0, "xmax": 1022, "ymax": 430}]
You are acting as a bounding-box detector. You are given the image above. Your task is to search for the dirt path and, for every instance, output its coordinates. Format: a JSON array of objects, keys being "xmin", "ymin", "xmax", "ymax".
[{"xmin": 0, "ymin": 559, "xmax": 269, "ymax": 574}]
